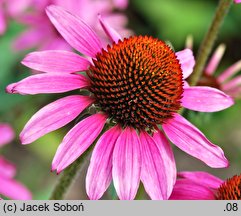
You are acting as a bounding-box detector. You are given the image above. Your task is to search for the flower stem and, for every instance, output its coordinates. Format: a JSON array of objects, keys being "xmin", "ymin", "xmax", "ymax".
[
  {"xmin": 49, "ymin": 146, "xmax": 93, "ymax": 200},
  {"xmin": 189, "ymin": 0, "xmax": 233, "ymax": 86}
]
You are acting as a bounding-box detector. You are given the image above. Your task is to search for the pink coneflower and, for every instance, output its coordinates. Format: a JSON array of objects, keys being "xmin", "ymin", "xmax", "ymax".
[
  {"xmin": 185, "ymin": 37, "xmax": 241, "ymax": 99},
  {"xmin": 0, "ymin": 123, "xmax": 14, "ymax": 147},
  {"xmin": 198, "ymin": 44, "xmax": 241, "ymax": 99},
  {"xmin": 170, "ymin": 171, "xmax": 241, "ymax": 200},
  {"xmin": 0, "ymin": 0, "xmax": 32, "ymax": 35},
  {"xmin": 14, "ymin": 0, "xmax": 130, "ymax": 51},
  {"xmin": 234, "ymin": 0, "xmax": 241, "ymax": 3},
  {"xmin": 6, "ymin": 5, "xmax": 233, "ymax": 200},
  {"xmin": 0, "ymin": 124, "xmax": 32, "ymax": 200}
]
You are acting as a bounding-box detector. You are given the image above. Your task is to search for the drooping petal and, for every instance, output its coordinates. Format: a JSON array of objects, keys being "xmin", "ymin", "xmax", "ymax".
[
  {"xmin": 0, "ymin": 124, "xmax": 15, "ymax": 146},
  {"xmin": 225, "ymin": 86, "xmax": 241, "ymax": 98},
  {"xmin": 176, "ymin": 49, "xmax": 195, "ymax": 79},
  {"xmin": 98, "ymin": 14, "xmax": 122, "ymax": 44},
  {"xmin": 169, "ymin": 179, "xmax": 215, "ymax": 200},
  {"xmin": 20, "ymin": 95, "xmax": 94, "ymax": 144},
  {"xmin": 181, "ymin": 86, "xmax": 234, "ymax": 112},
  {"xmin": 152, "ymin": 129, "xmax": 176, "ymax": 197},
  {"xmin": 0, "ymin": 177, "xmax": 32, "ymax": 200},
  {"xmin": 205, "ymin": 44, "xmax": 226, "ymax": 75},
  {"xmin": 22, "ymin": 50, "xmax": 91, "ymax": 73},
  {"xmin": 86, "ymin": 125, "xmax": 122, "ymax": 200},
  {"xmin": 52, "ymin": 113, "xmax": 107, "ymax": 173},
  {"xmin": 140, "ymin": 131, "xmax": 169, "ymax": 200},
  {"xmin": 162, "ymin": 113, "xmax": 229, "ymax": 168},
  {"xmin": 6, "ymin": 73, "xmax": 89, "ymax": 95},
  {"xmin": 112, "ymin": 127, "xmax": 141, "ymax": 200},
  {"xmin": 222, "ymin": 76, "xmax": 241, "ymax": 92},
  {"xmin": 0, "ymin": 157, "xmax": 16, "ymax": 178},
  {"xmin": 178, "ymin": 171, "xmax": 223, "ymax": 189},
  {"xmin": 217, "ymin": 60, "xmax": 241, "ymax": 83},
  {"xmin": 46, "ymin": 5, "xmax": 102, "ymax": 58}
]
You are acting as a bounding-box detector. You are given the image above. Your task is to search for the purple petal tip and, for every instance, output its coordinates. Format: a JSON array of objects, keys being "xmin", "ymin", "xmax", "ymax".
[{"xmin": 6, "ymin": 83, "xmax": 17, "ymax": 94}]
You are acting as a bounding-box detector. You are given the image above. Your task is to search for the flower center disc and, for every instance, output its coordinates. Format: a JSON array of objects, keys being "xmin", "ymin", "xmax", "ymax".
[
  {"xmin": 216, "ymin": 174, "xmax": 241, "ymax": 200},
  {"xmin": 88, "ymin": 36, "xmax": 183, "ymax": 130}
]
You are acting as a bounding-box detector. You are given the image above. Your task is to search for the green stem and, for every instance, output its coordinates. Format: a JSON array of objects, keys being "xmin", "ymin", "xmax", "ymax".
[
  {"xmin": 189, "ymin": 0, "xmax": 233, "ymax": 86},
  {"xmin": 49, "ymin": 146, "xmax": 93, "ymax": 200}
]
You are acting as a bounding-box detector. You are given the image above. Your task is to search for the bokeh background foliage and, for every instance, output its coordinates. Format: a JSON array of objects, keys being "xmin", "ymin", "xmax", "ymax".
[{"xmin": 0, "ymin": 0, "xmax": 241, "ymax": 199}]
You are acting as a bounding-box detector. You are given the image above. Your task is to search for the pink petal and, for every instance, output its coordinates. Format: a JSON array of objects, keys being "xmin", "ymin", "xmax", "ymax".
[
  {"xmin": 0, "ymin": 9, "xmax": 6, "ymax": 35},
  {"xmin": 140, "ymin": 131, "xmax": 169, "ymax": 200},
  {"xmin": 225, "ymin": 87, "xmax": 241, "ymax": 98},
  {"xmin": 86, "ymin": 125, "xmax": 122, "ymax": 200},
  {"xmin": 20, "ymin": 95, "xmax": 94, "ymax": 144},
  {"xmin": 112, "ymin": 0, "xmax": 128, "ymax": 9},
  {"xmin": 234, "ymin": 0, "xmax": 241, "ymax": 4},
  {"xmin": 178, "ymin": 171, "xmax": 223, "ymax": 189},
  {"xmin": 40, "ymin": 37, "xmax": 71, "ymax": 51},
  {"xmin": 16, "ymin": 13, "xmax": 47, "ymax": 25},
  {"xmin": 112, "ymin": 127, "xmax": 141, "ymax": 200},
  {"xmin": 169, "ymin": 179, "xmax": 215, "ymax": 200},
  {"xmin": 182, "ymin": 86, "xmax": 234, "ymax": 112},
  {"xmin": 0, "ymin": 157, "xmax": 16, "ymax": 178},
  {"xmin": 222, "ymin": 76, "xmax": 241, "ymax": 91},
  {"xmin": 176, "ymin": 49, "xmax": 195, "ymax": 79},
  {"xmin": 22, "ymin": 50, "xmax": 91, "ymax": 73},
  {"xmin": 152, "ymin": 129, "xmax": 176, "ymax": 197},
  {"xmin": 98, "ymin": 14, "xmax": 122, "ymax": 44},
  {"xmin": 162, "ymin": 113, "xmax": 229, "ymax": 168},
  {"xmin": 205, "ymin": 44, "xmax": 226, "ymax": 75},
  {"xmin": 46, "ymin": 5, "xmax": 102, "ymax": 58},
  {"xmin": 13, "ymin": 28, "xmax": 46, "ymax": 51},
  {"xmin": 0, "ymin": 124, "xmax": 15, "ymax": 146},
  {"xmin": 0, "ymin": 177, "xmax": 32, "ymax": 200},
  {"xmin": 6, "ymin": 73, "xmax": 89, "ymax": 95},
  {"xmin": 6, "ymin": 0, "xmax": 32, "ymax": 17},
  {"xmin": 52, "ymin": 113, "xmax": 107, "ymax": 173},
  {"xmin": 217, "ymin": 60, "xmax": 241, "ymax": 83}
]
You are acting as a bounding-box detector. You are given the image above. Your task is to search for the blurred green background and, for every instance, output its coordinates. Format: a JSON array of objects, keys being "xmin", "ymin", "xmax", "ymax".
[{"xmin": 0, "ymin": 0, "xmax": 241, "ymax": 199}]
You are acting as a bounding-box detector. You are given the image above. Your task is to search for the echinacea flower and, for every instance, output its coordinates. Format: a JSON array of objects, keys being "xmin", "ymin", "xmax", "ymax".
[
  {"xmin": 170, "ymin": 171, "xmax": 241, "ymax": 200},
  {"xmin": 198, "ymin": 44, "xmax": 241, "ymax": 99},
  {"xmin": 6, "ymin": 5, "xmax": 233, "ymax": 200},
  {"xmin": 14, "ymin": 0, "xmax": 130, "ymax": 51},
  {"xmin": 0, "ymin": 124, "xmax": 32, "ymax": 200}
]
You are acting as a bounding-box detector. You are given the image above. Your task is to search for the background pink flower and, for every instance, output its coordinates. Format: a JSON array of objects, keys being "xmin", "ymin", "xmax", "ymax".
[
  {"xmin": 0, "ymin": 123, "xmax": 14, "ymax": 147},
  {"xmin": 6, "ymin": 5, "xmax": 234, "ymax": 200},
  {"xmin": 186, "ymin": 37, "xmax": 241, "ymax": 99},
  {"xmin": 0, "ymin": 124, "xmax": 32, "ymax": 200},
  {"xmin": 234, "ymin": 0, "xmax": 241, "ymax": 4},
  {"xmin": 170, "ymin": 171, "xmax": 241, "ymax": 200},
  {"xmin": 13, "ymin": 0, "xmax": 131, "ymax": 51},
  {"xmin": 200, "ymin": 44, "xmax": 241, "ymax": 98},
  {"xmin": 0, "ymin": 0, "xmax": 32, "ymax": 35}
]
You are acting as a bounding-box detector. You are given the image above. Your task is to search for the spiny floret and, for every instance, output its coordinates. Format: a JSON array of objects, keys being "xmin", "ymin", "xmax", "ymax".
[
  {"xmin": 216, "ymin": 174, "xmax": 241, "ymax": 200},
  {"xmin": 88, "ymin": 35, "xmax": 183, "ymax": 130}
]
